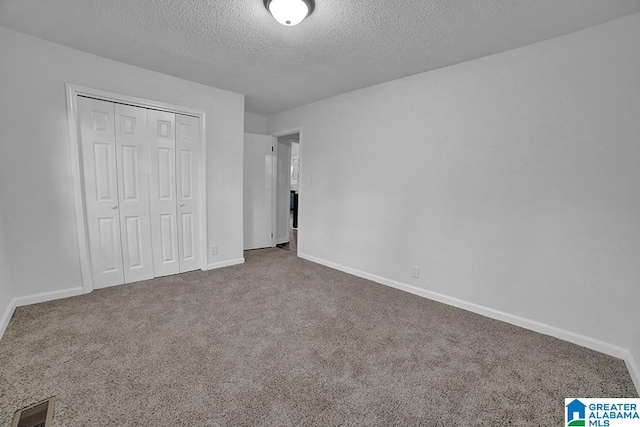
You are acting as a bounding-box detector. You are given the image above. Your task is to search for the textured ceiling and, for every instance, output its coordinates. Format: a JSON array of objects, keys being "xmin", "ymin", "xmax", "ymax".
[{"xmin": 1, "ymin": 0, "xmax": 639, "ymax": 115}]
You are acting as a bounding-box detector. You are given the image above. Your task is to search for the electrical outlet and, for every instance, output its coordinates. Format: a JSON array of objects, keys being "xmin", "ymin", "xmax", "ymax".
[
  {"xmin": 210, "ymin": 245, "xmax": 218, "ymax": 256},
  {"xmin": 411, "ymin": 266, "xmax": 420, "ymax": 279}
]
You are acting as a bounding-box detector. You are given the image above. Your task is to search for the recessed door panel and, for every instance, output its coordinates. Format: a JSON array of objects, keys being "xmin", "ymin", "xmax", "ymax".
[
  {"xmin": 92, "ymin": 111, "xmax": 110, "ymax": 132},
  {"xmin": 181, "ymin": 213, "xmax": 194, "ymax": 260},
  {"xmin": 93, "ymin": 142, "xmax": 115, "ymax": 201},
  {"xmin": 176, "ymin": 114, "xmax": 200, "ymax": 272},
  {"xmin": 160, "ymin": 214, "xmax": 177, "ymax": 263},
  {"xmin": 78, "ymin": 97, "xmax": 125, "ymax": 288},
  {"xmin": 98, "ymin": 217, "xmax": 119, "ymax": 272},
  {"xmin": 179, "ymin": 123, "xmax": 191, "ymax": 141},
  {"xmin": 122, "ymin": 116, "xmax": 135, "ymax": 134},
  {"xmin": 179, "ymin": 150, "xmax": 193, "ymax": 199},
  {"xmin": 158, "ymin": 121, "xmax": 171, "ymax": 137},
  {"xmin": 124, "ymin": 216, "xmax": 143, "ymax": 268},
  {"xmin": 121, "ymin": 146, "xmax": 139, "ymax": 201},
  {"xmin": 157, "ymin": 148, "xmax": 173, "ymax": 199}
]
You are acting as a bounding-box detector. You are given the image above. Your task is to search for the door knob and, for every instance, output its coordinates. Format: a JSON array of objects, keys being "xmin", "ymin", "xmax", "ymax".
[
  {"xmin": 111, "ymin": 205, "xmax": 118, "ymax": 209},
  {"xmin": 179, "ymin": 203, "xmax": 185, "ymax": 207}
]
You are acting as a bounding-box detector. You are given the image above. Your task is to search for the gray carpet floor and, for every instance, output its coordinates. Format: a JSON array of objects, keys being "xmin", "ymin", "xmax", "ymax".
[{"xmin": 0, "ymin": 248, "xmax": 636, "ymax": 426}]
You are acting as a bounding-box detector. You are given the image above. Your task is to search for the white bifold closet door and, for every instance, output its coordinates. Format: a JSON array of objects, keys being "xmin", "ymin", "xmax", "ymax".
[
  {"xmin": 148, "ymin": 111, "xmax": 201, "ymax": 276},
  {"xmin": 175, "ymin": 114, "xmax": 201, "ymax": 273},
  {"xmin": 79, "ymin": 97, "xmax": 201, "ymax": 287},
  {"xmin": 79, "ymin": 97, "xmax": 154, "ymax": 288}
]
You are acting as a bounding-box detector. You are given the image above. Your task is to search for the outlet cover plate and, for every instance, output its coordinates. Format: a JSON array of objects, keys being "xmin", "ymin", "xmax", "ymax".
[{"xmin": 411, "ymin": 266, "xmax": 420, "ymax": 278}]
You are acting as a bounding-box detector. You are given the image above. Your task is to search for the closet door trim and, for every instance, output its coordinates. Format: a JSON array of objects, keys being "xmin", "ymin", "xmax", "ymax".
[{"xmin": 66, "ymin": 83, "xmax": 208, "ymax": 293}]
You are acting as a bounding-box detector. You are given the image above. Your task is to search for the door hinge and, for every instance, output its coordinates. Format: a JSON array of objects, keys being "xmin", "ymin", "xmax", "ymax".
[
  {"xmin": 272, "ymin": 146, "xmax": 274, "ymax": 152},
  {"xmin": 271, "ymin": 233, "xmax": 273, "ymax": 237}
]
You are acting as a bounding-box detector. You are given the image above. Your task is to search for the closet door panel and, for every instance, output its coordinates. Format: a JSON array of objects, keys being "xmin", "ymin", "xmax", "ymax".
[
  {"xmin": 78, "ymin": 97, "xmax": 125, "ymax": 288},
  {"xmin": 148, "ymin": 110, "xmax": 180, "ymax": 276},
  {"xmin": 114, "ymin": 104, "xmax": 154, "ymax": 283},
  {"xmin": 124, "ymin": 217, "xmax": 143, "ymax": 267},
  {"xmin": 160, "ymin": 213, "xmax": 177, "ymax": 262},
  {"xmin": 98, "ymin": 217, "xmax": 121, "ymax": 272},
  {"xmin": 176, "ymin": 114, "xmax": 201, "ymax": 272}
]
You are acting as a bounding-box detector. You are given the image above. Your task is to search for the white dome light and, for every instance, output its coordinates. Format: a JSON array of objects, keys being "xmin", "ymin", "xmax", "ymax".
[{"xmin": 264, "ymin": 0, "xmax": 315, "ymax": 26}]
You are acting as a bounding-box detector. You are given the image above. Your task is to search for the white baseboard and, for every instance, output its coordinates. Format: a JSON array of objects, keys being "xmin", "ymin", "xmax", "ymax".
[
  {"xmin": 0, "ymin": 298, "xmax": 17, "ymax": 340},
  {"xmin": 13, "ymin": 287, "xmax": 84, "ymax": 307},
  {"xmin": 276, "ymin": 237, "xmax": 289, "ymax": 245},
  {"xmin": 1, "ymin": 286, "xmax": 84, "ymax": 340},
  {"xmin": 0, "ymin": 258, "xmax": 243, "ymax": 340},
  {"xmin": 298, "ymin": 252, "xmax": 630, "ymax": 361},
  {"xmin": 1, "ymin": 257, "xmax": 246, "ymax": 339},
  {"xmin": 624, "ymin": 350, "xmax": 640, "ymax": 395},
  {"xmin": 206, "ymin": 258, "xmax": 245, "ymax": 270}
]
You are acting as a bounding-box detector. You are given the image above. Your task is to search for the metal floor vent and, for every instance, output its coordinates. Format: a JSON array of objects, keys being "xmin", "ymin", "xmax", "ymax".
[{"xmin": 11, "ymin": 397, "xmax": 55, "ymax": 427}]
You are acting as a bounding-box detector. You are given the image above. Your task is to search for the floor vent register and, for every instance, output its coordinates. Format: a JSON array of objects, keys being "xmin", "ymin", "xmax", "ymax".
[{"xmin": 11, "ymin": 397, "xmax": 55, "ymax": 427}]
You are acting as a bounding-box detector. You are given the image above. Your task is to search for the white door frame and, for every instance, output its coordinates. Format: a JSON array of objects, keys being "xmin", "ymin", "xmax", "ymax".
[
  {"xmin": 271, "ymin": 127, "xmax": 303, "ymax": 255},
  {"xmin": 65, "ymin": 83, "xmax": 208, "ymax": 294},
  {"xmin": 270, "ymin": 136, "xmax": 278, "ymax": 248}
]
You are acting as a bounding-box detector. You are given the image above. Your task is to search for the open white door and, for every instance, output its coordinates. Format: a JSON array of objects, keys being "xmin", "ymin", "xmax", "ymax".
[{"xmin": 243, "ymin": 133, "xmax": 276, "ymax": 250}]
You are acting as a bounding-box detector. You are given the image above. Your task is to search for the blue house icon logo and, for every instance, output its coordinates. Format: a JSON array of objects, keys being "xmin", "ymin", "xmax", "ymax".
[{"xmin": 566, "ymin": 399, "xmax": 587, "ymax": 426}]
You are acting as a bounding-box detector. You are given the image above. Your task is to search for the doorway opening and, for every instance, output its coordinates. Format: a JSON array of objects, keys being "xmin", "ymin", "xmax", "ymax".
[{"xmin": 275, "ymin": 132, "xmax": 300, "ymax": 254}]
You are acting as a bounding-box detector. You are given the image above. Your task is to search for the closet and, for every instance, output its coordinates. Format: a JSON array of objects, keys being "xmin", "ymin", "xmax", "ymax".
[{"xmin": 78, "ymin": 96, "xmax": 201, "ymax": 288}]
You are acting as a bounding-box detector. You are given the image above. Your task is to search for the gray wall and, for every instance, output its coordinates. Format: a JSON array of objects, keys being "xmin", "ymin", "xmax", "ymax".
[
  {"xmin": 244, "ymin": 112, "xmax": 268, "ymax": 134},
  {"xmin": 0, "ymin": 211, "xmax": 13, "ymax": 335},
  {"xmin": 268, "ymin": 13, "xmax": 640, "ymax": 374},
  {"xmin": 0, "ymin": 25, "xmax": 245, "ymax": 300}
]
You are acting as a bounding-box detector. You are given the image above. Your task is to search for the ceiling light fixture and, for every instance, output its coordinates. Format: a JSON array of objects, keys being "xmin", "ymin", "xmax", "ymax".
[{"xmin": 264, "ymin": 0, "xmax": 315, "ymax": 26}]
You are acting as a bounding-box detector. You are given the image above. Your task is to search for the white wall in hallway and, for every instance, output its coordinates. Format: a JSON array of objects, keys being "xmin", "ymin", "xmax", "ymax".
[
  {"xmin": 0, "ymin": 25, "xmax": 245, "ymax": 299},
  {"xmin": 268, "ymin": 13, "xmax": 640, "ymax": 359},
  {"xmin": 244, "ymin": 112, "xmax": 268, "ymax": 134}
]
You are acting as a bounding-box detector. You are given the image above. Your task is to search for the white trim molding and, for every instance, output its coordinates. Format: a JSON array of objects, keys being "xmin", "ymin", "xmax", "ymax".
[
  {"xmin": 270, "ymin": 126, "xmax": 304, "ymax": 256},
  {"xmin": 1, "ymin": 287, "xmax": 84, "ymax": 340},
  {"xmin": 65, "ymin": 83, "xmax": 208, "ymax": 293},
  {"xmin": 206, "ymin": 258, "xmax": 245, "ymax": 271},
  {"xmin": 625, "ymin": 350, "xmax": 640, "ymax": 395},
  {"xmin": 13, "ymin": 287, "xmax": 84, "ymax": 307},
  {"xmin": 271, "ymin": 136, "xmax": 278, "ymax": 248},
  {"xmin": 0, "ymin": 299, "xmax": 16, "ymax": 340},
  {"xmin": 298, "ymin": 252, "xmax": 633, "ymax": 361},
  {"xmin": 0, "ymin": 254, "xmax": 244, "ymax": 340}
]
